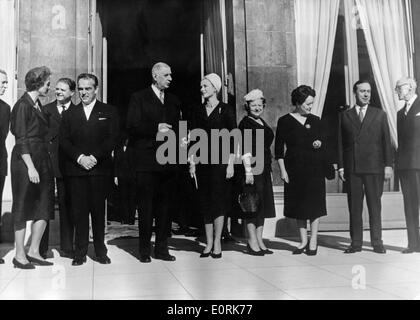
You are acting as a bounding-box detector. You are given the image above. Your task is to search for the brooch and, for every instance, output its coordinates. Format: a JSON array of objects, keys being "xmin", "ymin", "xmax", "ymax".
[{"xmin": 305, "ymin": 124, "xmax": 311, "ymax": 129}]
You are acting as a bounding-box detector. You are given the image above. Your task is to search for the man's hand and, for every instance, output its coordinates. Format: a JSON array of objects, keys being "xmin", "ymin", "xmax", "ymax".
[
  {"xmin": 385, "ymin": 166, "xmax": 393, "ymax": 180},
  {"xmin": 79, "ymin": 155, "xmax": 97, "ymax": 170},
  {"xmin": 226, "ymin": 164, "xmax": 234, "ymax": 179},
  {"xmin": 158, "ymin": 123, "xmax": 172, "ymax": 133}
]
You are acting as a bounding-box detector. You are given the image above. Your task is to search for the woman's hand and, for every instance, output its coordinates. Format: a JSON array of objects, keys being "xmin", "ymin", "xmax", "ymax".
[
  {"xmin": 28, "ymin": 166, "xmax": 40, "ymax": 184},
  {"xmin": 281, "ymin": 170, "xmax": 289, "ymax": 184},
  {"xmin": 312, "ymin": 140, "xmax": 322, "ymax": 149},
  {"xmin": 189, "ymin": 163, "xmax": 196, "ymax": 178},
  {"xmin": 245, "ymin": 173, "xmax": 254, "ymax": 184},
  {"xmin": 226, "ymin": 164, "xmax": 234, "ymax": 179}
]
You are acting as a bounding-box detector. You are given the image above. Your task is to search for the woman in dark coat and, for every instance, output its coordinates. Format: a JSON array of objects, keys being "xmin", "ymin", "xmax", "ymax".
[
  {"xmin": 189, "ymin": 73, "xmax": 236, "ymax": 259},
  {"xmin": 238, "ymin": 89, "xmax": 276, "ymax": 256},
  {"xmin": 10, "ymin": 66, "xmax": 55, "ymax": 268},
  {"xmin": 275, "ymin": 85, "xmax": 327, "ymax": 256}
]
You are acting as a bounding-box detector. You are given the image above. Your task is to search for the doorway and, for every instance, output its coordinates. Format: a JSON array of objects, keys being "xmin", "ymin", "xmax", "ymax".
[{"xmin": 97, "ymin": 0, "xmax": 203, "ymax": 127}]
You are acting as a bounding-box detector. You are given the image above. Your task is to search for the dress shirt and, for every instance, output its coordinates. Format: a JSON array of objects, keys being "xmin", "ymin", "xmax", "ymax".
[
  {"xmin": 151, "ymin": 84, "xmax": 165, "ymax": 104},
  {"xmin": 355, "ymin": 104, "xmax": 368, "ymax": 119},
  {"xmin": 404, "ymin": 94, "xmax": 418, "ymax": 115},
  {"xmin": 57, "ymin": 101, "xmax": 71, "ymax": 115},
  {"xmin": 77, "ymin": 99, "xmax": 97, "ymax": 164}
]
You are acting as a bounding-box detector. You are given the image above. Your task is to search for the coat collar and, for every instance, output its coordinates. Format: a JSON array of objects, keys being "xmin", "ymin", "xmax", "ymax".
[{"xmin": 23, "ymin": 92, "xmax": 47, "ymax": 124}]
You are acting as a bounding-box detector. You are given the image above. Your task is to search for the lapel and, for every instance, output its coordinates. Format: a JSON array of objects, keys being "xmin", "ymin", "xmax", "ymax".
[
  {"xmin": 88, "ymin": 101, "xmax": 100, "ymax": 124},
  {"xmin": 360, "ymin": 105, "xmax": 375, "ymax": 131},
  {"xmin": 348, "ymin": 107, "xmax": 361, "ymax": 130},
  {"xmin": 149, "ymin": 86, "xmax": 164, "ymax": 106},
  {"xmin": 48, "ymin": 100, "xmax": 61, "ymax": 123},
  {"xmin": 407, "ymin": 98, "xmax": 420, "ymax": 118},
  {"xmin": 23, "ymin": 93, "xmax": 47, "ymax": 124}
]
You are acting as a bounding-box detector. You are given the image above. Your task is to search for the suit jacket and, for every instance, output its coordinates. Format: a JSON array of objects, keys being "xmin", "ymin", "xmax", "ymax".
[
  {"xmin": 338, "ymin": 105, "xmax": 393, "ymax": 174},
  {"xmin": 59, "ymin": 100, "xmax": 119, "ymax": 177},
  {"xmin": 126, "ymin": 86, "xmax": 181, "ymax": 172},
  {"xmin": 43, "ymin": 100, "xmax": 76, "ymax": 178},
  {"xmin": 0, "ymin": 99, "xmax": 11, "ymax": 176},
  {"xmin": 397, "ymin": 98, "xmax": 420, "ymax": 170}
]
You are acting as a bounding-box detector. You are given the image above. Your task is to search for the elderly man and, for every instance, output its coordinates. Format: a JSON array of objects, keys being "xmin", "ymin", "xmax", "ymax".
[
  {"xmin": 338, "ymin": 80, "xmax": 393, "ymax": 254},
  {"xmin": 126, "ymin": 62, "xmax": 181, "ymax": 263},
  {"xmin": 0, "ymin": 69, "xmax": 11, "ymax": 265},
  {"xmin": 395, "ymin": 77, "xmax": 420, "ymax": 254},
  {"xmin": 60, "ymin": 73, "xmax": 119, "ymax": 266}
]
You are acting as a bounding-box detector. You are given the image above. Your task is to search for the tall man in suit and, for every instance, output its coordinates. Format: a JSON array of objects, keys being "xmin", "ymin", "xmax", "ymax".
[
  {"xmin": 0, "ymin": 69, "xmax": 11, "ymax": 265},
  {"xmin": 338, "ymin": 80, "xmax": 393, "ymax": 254},
  {"xmin": 60, "ymin": 73, "xmax": 119, "ymax": 266},
  {"xmin": 40, "ymin": 78, "xmax": 76, "ymax": 258},
  {"xmin": 395, "ymin": 77, "xmax": 420, "ymax": 253},
  {"xmin": 126, "ymin": 62, "xmax": 181, "ymax": 263}
]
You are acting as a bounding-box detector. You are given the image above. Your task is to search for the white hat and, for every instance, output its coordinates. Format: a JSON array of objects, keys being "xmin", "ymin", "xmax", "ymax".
[
  {"xmin": 203, "ymin": 73, "xmax": 222, "ymax": 93},
  {"xmin": 244, "ymin": 89, "xmax": 264, "ymax": 102}
]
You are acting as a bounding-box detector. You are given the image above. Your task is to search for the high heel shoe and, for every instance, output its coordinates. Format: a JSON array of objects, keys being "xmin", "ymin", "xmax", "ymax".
[
  {"xmin": 261, "ymin": 249, "xmax": 274, "ymax": 255},
  {"xmin": 306, "ymin": 245, "xmax": 318, "ymax": 256},
  {"xmin": 26, "ymin": 255, "xmax": 53, "ymax": 266},
  {"xmin": 292, "ymin": 243, "xmax": 308, "ymax": 255},
  {"xmin": 200, "ymin": 249, "xmax": 212, "ymax": 258},
  {"xmin": 211, "ymin": 252, "xmax": 222, "ymax": 259},
  {"xmin": 12, "ymin": 258, "xmax": 35, "ymax": 269},
  {"xmin": 247, "ymin": 244, "xmax": 265, "ymax": 256}
]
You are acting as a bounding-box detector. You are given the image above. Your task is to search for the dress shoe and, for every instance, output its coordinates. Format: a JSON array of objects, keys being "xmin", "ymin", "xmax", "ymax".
[
  {"xmin": 246, "ymin": 244, "xmax": 265, "ymax": 256},
  {"xmin": 139, "ymin": 255, "xmax": 151, "ymax": 263},
  {"xmin": 402, "ymin": 248, "xmax": 414, "ymax": 254},
  {"xmin": 306, "ymin": 246, "xmax": 318, "ymax": 256},
  {"xmin": 40, "ymin": 252, "xmax": 48, "ymax": 260},
  {"xmin": 200, "ymin": 248, "xmax": 212, "ymax": 258},
  {"xmin": 292, "ymin": 244, "xmax": 308, "ymax": 255},
  {"xmin": 12, "ymin": 258, "xmax": 35, "ymax": 269},
  {"xmin": 26, "ymin": 255, "xmax": 53, "ymax": 266},
  {"xmin": 72, "ymin": 256, "xmax": 87, "ymax": 266},
  {"xmin": 373, "ymin": 245, "xmax": 386, "ymax": 254},
  {"xmin": 261, "ymin": 249, "xmax": 274, "ymax": 255},
  {"xmin": 155, "ymin": 253, "xmax": 176, "ymax": 261},
  {"xmin": 0, "ymin": 258, "xmax": 4, "ymax": 264},
  {"xmin": 96, "ymin": 255, "xmax": 111, "ymax": 264},
  {"xmin": 211, "ymin": 252, "xmax": 222, "ymax": 259},
  {"xmin": 344, "ymin": 246, "xmax": 362, "ymax": 254}
]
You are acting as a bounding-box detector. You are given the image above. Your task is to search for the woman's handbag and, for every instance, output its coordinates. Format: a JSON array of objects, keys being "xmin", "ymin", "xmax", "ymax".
[{"xmin": 238, "ymin": 183, "xmax": 260, "ymax": 214}]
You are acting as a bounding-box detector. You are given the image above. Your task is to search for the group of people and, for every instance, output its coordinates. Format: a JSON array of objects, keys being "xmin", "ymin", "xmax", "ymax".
[{"xmin": 0, "ymin": 62, "xmax": 419, "ymax": 269}]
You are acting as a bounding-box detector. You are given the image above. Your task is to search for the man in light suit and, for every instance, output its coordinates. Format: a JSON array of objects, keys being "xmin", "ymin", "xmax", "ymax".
[
  {"xmin": 60, "ymin": 73, "xmax": 119, "ymax": 266},
  {"xmin": 395, "ymin": 77, "xmax": 420, "ymax": 253},
  {"xmin": 126, "ymin": 62, "xmax": 181, "ymax": 263},
  {"xmin": 338, "ymin": 80, "xmax": 393, "ymax": 254},
  {"xmin": 41, "ymin": 78, "xmax": 76, "ymax": 259},
  {"xmin": 0, "ymin": 69, "xmax": 11, "ymax": 265}
]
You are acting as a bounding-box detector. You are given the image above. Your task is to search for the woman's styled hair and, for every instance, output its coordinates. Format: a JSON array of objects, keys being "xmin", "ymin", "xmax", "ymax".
[
  {"xmin": 25, "ymin": 66, "xmax": 51, "ymax": 91},
  {"xmin": 291, "ymin": 85, "xmax": 316, "ymax": 106}
]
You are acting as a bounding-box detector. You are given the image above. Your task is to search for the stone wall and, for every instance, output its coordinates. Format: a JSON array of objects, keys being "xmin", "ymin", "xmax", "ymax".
[{"xmin": 232, "ymin": 0, "xmax": 297, "ymax": 184}]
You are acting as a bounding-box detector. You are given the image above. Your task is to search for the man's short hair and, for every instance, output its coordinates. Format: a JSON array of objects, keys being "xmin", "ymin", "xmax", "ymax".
[
  {"xmin": 25, "ymin": 66, "xmax": 52, "ymax": 91},
  {"xmin": 57, "ymin": 77, "xmax": 76, "ymax": 91},
  {"xmin": 151, "ymin": 62, "xmax": 170, "ymax": 77},
  {"xmin": 353, "ymin": 79, "xmax": 372, "ymax": 93},
  {"xmin": 0, "ymin": 69, "xmax": 6, "ymax": 76},
  {"xmin": 396, "ymin": 77, "xmax": 417, "ymax": 91},
  {"xmin": 77, "ymin": 73, "xmax": 99, "ymax": 88}
]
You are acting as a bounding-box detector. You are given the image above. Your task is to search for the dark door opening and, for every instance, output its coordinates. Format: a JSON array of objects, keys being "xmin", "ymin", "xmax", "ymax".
[{"xmin": 98, "ymin": 0, "xmax": 202, "ymax": 128}]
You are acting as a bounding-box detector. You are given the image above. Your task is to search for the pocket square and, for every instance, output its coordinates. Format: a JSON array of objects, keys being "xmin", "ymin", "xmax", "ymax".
[
  {"xmin": 416, "ymin": 112, "xmax": 420, "ymax": 116},
  {"xmin": 99, "ymin": 117, "xmax": 108, "ymax": 120}
]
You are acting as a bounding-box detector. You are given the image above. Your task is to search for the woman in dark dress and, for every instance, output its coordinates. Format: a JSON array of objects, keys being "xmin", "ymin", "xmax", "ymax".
[
  {"xmin": 275, "ymin": 85, "xmax": 326, "ymax": 256},
  {"xmin": 10, "ymin": 66, "xmax": 55, "ymax": 269},
  {"xmin": 189, "ymin": 73, "xmax": 236, "ymax": 259},
  {"xmin": 239, "ymin": 89, "xmax": 276, "ymax": 256}
]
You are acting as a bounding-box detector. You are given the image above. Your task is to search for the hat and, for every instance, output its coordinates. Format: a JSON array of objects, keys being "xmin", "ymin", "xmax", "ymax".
[
  {"xmin": 203, "ymin": 73, "xmax": 222, "ymax": 93},
  {"xmin": 244, "ymin": 89, "xmax": 264, "ymax": 102}
]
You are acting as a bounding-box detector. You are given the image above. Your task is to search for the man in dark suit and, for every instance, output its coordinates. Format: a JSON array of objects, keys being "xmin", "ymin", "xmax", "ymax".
[
  {"xmin": 395, "ymin": 77, "xmax": 420, "ymax": 254},
  {"xmin": 126, "ymin": 62, "xmax": 181, "ymax": 263},
  {"xmin": 338, "ymin": 80, "xmax": 393, "ymax": 254},
  {"xmin": 40, "ymin": 78, "xmax": 76, "ymax": 258},
  {"xmin": 0, "ymin": 69, "xmax": 11, "ymax": 265},
  {"xmin": 60, "ymin": 73, "xmax": 119, "ymax": 266}
]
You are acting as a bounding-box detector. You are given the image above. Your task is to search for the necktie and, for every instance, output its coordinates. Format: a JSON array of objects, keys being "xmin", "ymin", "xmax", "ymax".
[
  {"xmin": 34, "ymin": 102, "xmax": 41, "ymax": 112},
  {"xmin": 404, "ymin": 102, "xmax": 409, "ymax": 116},
  {"xmin": 159, "ymin": 91, "xmax": 164, "ymax": 104},
  {"xmin": 59, "ymin": 104, "xmax": 65, "ymax": 116},
  {"xmin": 359, "ymin": 106, "xmax": 364, "ymax": 123}
]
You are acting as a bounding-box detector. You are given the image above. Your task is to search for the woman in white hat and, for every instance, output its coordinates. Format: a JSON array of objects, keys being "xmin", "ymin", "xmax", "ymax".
[
  {"xmin": 189, "ymin": 73, "xmax": 236, "ymax": 259},
  {"xmin": 238, "ymin": 89, "xmax": 276, "ymax": 255}
]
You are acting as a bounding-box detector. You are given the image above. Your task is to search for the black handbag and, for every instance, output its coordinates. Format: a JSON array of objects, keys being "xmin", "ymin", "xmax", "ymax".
[{"xmin": 238, "ymin": 183, "xmax": 260, "ymax": 214}]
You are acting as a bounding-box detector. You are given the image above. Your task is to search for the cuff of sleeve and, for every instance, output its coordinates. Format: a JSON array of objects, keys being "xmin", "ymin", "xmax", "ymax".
[
  {"xmin": 77, "ymin": 155, "xmax": 84, "ymax": 164},
  {"xmin": 338, "ymin": 168, "xmax": 344, "ymax": 173}
]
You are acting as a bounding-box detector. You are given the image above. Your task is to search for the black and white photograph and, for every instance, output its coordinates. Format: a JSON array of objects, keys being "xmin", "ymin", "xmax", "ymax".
[{"xmin": 1, "ymin": 0, "xmax": 420, "ymax": 305}]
